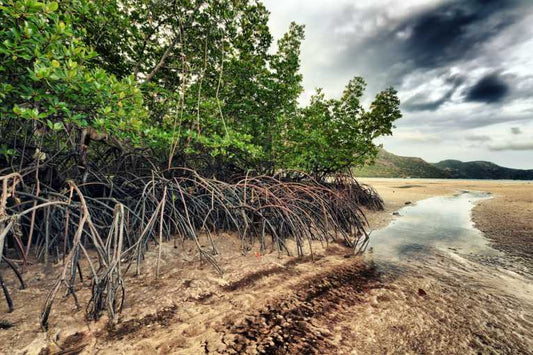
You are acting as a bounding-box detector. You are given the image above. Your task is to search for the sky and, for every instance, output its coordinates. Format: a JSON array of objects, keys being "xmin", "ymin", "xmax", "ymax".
[{"xmin": 262, "ymin": 0, "xmax": 533, "ymax": 169}]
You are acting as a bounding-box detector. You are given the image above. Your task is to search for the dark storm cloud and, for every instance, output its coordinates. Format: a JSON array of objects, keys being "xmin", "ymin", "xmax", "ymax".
[
  {"xmin": 403, "ymin": 74, "xmax": 464, "ymax": 112},
  {"xmin": 398, "ymin": 0, "xmax": 518, "ymax": 69},
  {"xmin": 335, "ymin": 0, "xmax": 527, "ymax": 89},
  {"xmin": 465, "ymin": 73, "xmax": 510, "ymax": 103},
  {"xmin": 399, "ymin": 108, "xmax": 533, "ymax": 130},
  {"xmin": 511, "ymin": 127, "xmax": 522, "ymax": 134},
  {"xmin": 403, "ymin": 91, "xmax": 453, "ymax": 112}
]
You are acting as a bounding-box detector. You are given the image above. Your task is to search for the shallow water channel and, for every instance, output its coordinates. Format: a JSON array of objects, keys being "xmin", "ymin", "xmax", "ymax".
[
  {"xmin": 367, "ymin": 190, "xmax": 533, "ymax": 306},
  {"xmin": 368, "ymin": 191, "xmax": 498, "ymax": 260},
  {"xmin": 360, "ymin": 191, "xmax": 533, "ymax": 353}
]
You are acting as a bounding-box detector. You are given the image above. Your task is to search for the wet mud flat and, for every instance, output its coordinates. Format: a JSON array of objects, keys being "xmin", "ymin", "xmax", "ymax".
[
  {"xmin": 223, "ymin": 258, "xmax": 533, "ymax": 354},
  {"xmin": 368, "ymin": 191, "xmax": 496, "ymax": 260},
  {"xmin": 225, "ymin": 262, "xmax": 382, "ymax": 354},
  {"xmin": 2, "ymin": 180, "xmax": 533, "ymax": 354},
  {"xmin": 0, "ymin": 236, "xmax": 380, "ymax": 354},
  {"xmin": 224, "ymin": 191, "xmax": 533, "ymax": 354},
  {"xmin": 473, "ymin": 189, "xmax": 533, "ymax": 273},
  {"xmin": 361, "ymin": 178, "xmax": 533, "ymax": 275}
]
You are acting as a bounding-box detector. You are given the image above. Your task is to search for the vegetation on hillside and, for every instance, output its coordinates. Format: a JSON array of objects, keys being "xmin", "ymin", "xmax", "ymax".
[
  {"xmin": 434, "ymin": 160, "xmax": 533, "ymax": 180},
  {"xmin": 353, "ymin": 149, "xmax": 449, "ymax": 178},
  {"xmin": 0, "ymin": 0, "xmax": 400, "ymax": 327},
  {"xmin": 354, "ymin": 149, "xmax": 533, "ymax": 180}
]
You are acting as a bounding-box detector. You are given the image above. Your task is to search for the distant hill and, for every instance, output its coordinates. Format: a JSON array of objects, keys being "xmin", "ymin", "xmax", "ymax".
[
  {"xmin": 434, "ymin": 160, "xmax": 533, "ymax": 180},
  {"xmin": 354, "ymin": 149, "xmax": 533, "ymax": 180},
  {"xmin": 353, "ymin": 149, "xmax": 450, "ymax": 178}
]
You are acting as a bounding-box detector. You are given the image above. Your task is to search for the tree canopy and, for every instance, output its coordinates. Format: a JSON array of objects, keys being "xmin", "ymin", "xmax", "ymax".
[
  {"xmin": 0, "ymin": 0, "xmax": 400, "ymax": 326},
  {"xmin": 1, "ymin": 0, "xmax": 401, "ymax": 179}
]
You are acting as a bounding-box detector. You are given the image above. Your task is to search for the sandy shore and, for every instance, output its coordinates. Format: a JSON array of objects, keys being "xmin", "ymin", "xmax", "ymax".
[
  {"xmin": 1, "ymin": 178, "xmax": 532, "ymax": 354},
  {"xmin": 361, "ymin": 178, "xmax": 533, "ymax": 272}
]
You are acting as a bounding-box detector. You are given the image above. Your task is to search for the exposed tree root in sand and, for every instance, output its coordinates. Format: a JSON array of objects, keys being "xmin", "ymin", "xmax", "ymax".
[
  {"xmin": 54, "ymin": 332, "xmax": 87, "ymax": 355},
  {"xmin": 0, "ymin": 319, "xmax": 13, "ymax": 329},
  {"xmin": 104, "ymin": 305, "xmax": 179, "ymax": 341},
  {"xmin": 0, "ymin": 170, "xmax": 382, "ymax": 327}
]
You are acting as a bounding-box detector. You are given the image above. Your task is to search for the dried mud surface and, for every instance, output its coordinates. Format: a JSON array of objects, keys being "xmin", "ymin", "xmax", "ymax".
[{"xmin": 0, "ymin": 178, "xmax": 532, "ymax": 354}]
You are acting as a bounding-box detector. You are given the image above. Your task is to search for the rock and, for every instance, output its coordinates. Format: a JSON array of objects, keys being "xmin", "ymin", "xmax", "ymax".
[
  {"xmin": 392, "ymin": 212, "xmax": 400, "ymax": 216},
  {"xmin": 418, "ymin": 288, "xmax": 427, "ymax": 297},
  {"xmin": 405, "ymin": 201, "xmax": 412, "ymax": 205}
]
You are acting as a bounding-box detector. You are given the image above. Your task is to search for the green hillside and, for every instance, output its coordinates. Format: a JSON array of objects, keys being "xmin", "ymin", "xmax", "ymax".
[
  {"xmin": 353, "ymin": 149, "xmax": 450, "ymax": 178},
  {"xmin": 434, "ymin": 160, "xmax": 533, "ymax": 180},
  {"xmin": 354, "ymin": 150, "xmax": 533, "ymax": 180}
]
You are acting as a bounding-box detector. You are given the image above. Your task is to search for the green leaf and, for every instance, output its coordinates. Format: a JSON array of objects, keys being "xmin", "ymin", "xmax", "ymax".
[
  {"xmin": 53, "ymin": 122, "xmax": 63, "ymax": 131},
  {"xmin": 57, "ymin": 22, "xmax": 66, "ymax": 33},
  {"xmin": 47, "ymin": 2, "xmax": 59, "ymax": 12}
]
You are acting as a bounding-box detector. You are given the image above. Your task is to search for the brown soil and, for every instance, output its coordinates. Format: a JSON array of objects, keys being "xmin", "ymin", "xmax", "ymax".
[
  {"xmin": 225, "ymin": 262, "xmax": 382, "ymax": 354},
  {"xmin": 0, "ymin": 178, "xmax": 532, "ymax": 354}
]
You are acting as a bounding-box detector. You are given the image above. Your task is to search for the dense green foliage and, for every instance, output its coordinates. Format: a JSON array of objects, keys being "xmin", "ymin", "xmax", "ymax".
[
  {"xmin": 1, "ymin": 0, "xmax": 401, "ymax": 179},
  {"xmin": 282, "ymin": 79, "xmax": 401, "ymax": 177},
  {"xmin": 0, "ymin": 1, "xmax": 146, "ymax": 141}
]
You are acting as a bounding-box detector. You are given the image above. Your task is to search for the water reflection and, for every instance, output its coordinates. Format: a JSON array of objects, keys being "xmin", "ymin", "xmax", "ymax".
[{"xmin": 368, "ymin": 191, "xmax": 497, "ymax": 260}]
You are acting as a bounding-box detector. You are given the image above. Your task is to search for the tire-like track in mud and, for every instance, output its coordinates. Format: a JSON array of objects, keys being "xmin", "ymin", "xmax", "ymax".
[{"xmin": 223, "ymin": 261, "xmax": 382, "ymax": 354}]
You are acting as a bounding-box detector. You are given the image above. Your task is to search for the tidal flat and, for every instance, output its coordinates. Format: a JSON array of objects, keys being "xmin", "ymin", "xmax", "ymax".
[{"xmin": 1, "ymin": 178, "xmax": 532, "ymax": 354}]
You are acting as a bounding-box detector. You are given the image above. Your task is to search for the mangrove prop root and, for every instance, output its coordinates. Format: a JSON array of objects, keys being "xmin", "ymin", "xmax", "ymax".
[
  {"xmin": 0, "ymin": 168, "xmax": 381, "ymax": 327},
  {"xmin": 0, "ymin": 273, "xmax": 13, "ymax": 313}
]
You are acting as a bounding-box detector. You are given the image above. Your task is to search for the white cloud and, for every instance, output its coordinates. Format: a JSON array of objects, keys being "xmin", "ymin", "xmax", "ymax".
[{"xmin": 262, "ymin": 0, "xmax": 533, "ymax": 169}]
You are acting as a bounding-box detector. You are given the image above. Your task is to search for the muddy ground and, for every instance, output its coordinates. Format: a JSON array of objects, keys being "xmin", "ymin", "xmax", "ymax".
[
  {"xmin": 361, "ymin": 178, "xmax": 533, "ymax": 272},
  {"xmin": 0, "ymin": 178, "xmax": 532, "ymax": 354}
]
